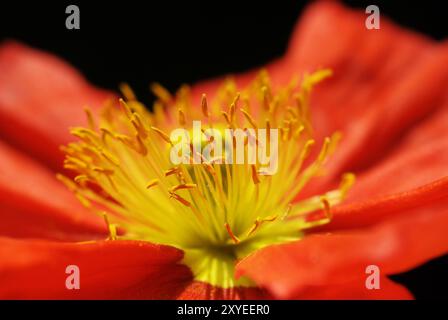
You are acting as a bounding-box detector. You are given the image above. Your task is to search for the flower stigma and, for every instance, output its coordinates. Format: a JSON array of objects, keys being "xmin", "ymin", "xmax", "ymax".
[{"xmin": 58, "ymin": 69, "xmax": 355, "ymax": 288}]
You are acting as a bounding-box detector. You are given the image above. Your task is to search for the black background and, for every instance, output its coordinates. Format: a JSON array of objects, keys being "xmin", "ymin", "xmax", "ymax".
[{"xmin": 0, "ymin": 0, "xmax": 447, "ymax": 299}]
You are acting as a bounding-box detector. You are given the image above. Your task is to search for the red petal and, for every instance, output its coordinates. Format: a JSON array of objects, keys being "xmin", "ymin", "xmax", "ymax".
[
  {"xmin": 347, "ymin": 103, "xmax": 448, "ymax": 201},
  {"xmin": 236, "ymin": 206, "xmax": 448, "ymax": 299},
  {"xmin": 0, "ymin": 140, "xmax": 106, "ymax": 241},
  {"xmin": 326, "ymin": 177, "xmax": 448, "ymax": 231},
  {"xmin": 0, "ymin": 238, "xmax": 191, "ymax": 299},
  {"xmin": 177, "ymin": 281, "xmax": 269, "ymax": 300},
  {"xmin": 312, "ymin": 53, "xmax": 448, "ymax": 192},
  {"xmin": 292, "ymin": 277, "xmax": 412, "ymax": 300},
  {"xmin": 324, "ymin": 104, "xmax": 448, "ymax": 230},
  {"xmin": 0, "ymin": 41, "xmax": 113, "ymax": 170},
  {"xmin": 292, "ymin": 2, "xmax": 448, "ymax": 194}
]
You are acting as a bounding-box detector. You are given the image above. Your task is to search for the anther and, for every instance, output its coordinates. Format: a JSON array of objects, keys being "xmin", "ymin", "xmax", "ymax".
[
  {"xmin": 74, "ymin": 175, "xmax": 91, "ymax": 184},
  {"xmin": 280, "ymin": 204, "xmax": 293, "ymax": 220},
  {"xmin": 165, "ymin": 167, "xmax": 179, "ymax": 176},
  {"xmin": 317, "ymin": 137, "xmax": 331, "ymax": 163},
  {"xmin": 251, "ymin": 165, "xmax": 260, "ymax": 184},
  {"xmin": 320, "ymin": 196, "xmax": 332, "ymax": 220},
  {"xmin": 151, "ymin": 126, "xmax": 173, "ymax": 146},
  {"xmin": 221, "ymin": 111, "xmax": 232, "ymax": 126},
  {"xmin": 131, "ymin": 113, "xmax": 148, "ymax": 139},
  {"xmin": 84, "ymin": 107, "xmax": 96, "ymax": 130},
  {"xmin": 247, "ymin": 215, "xmax": 277, "ymax": 236},
  {"xmin": 169, "ymin": 191, "xmax": 191, "ymax": 207},
  {"xmin": 171, "ymin": 183, "xmax": 197, "ymax": 192},
  {"xmin": 100, "ymin": 149, "xmax": 120, "ymax": 166},
  {"xmin": 100, "ymin": 127, "xmax": 115, "ymax": 144},
  {"xmin": 119, "ymin": 98, "xmax": 134, "ymax": 118},
  {"xmin": 119, "ymin": 82, "xmax": 137, "ymax": 101},
  {"xmin": 262, "ymin": 86, "xmax": 271, "ymax": 111},
  {"xmin": 301, "ymin": 139, "xmax": 315, "ymax": 160},
  {"xmin": 135, "ymin": 134, "xmax": 148, "ymax": 156},
  {"xmin": 178, "ymin": 109, "xmax": 186, "ymax": 126},
  {"xmin": 150, "ymin": 83, "xmax": 172, "ymax": 104},
  {"xmin": 224, "ymin": 223, "xmax": 240, "ymax": 244},
  {"xmin": 92, "ymin": 166, "xmax": 114, "ymax": 175},
  {"xmin": 240, "ymin": 109, "xmax": 258, "ymax": 129},
  {"xmin": 339, "ymin": 173, "xmax": 355, "ymax": 198},
  {"xmin": 201, "ymin": 94, "xmax": 209, "ymax": 118},
  {"xmin": 146, "ymin": 179, "xmax": 159, "ymax": 189}
]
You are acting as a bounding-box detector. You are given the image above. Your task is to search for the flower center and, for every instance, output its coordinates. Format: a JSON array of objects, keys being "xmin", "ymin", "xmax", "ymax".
[{"xmin": 58, "ymin": 69, "xmax": 354, "ymax": 288}]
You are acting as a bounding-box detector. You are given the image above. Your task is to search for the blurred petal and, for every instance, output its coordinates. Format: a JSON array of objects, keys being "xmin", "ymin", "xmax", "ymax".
[
  {"xmin": 325, "ymin": 103, "xmax": 448, "ymax": 229},
  {"xmin": 292, "ymin": 277, "xmax": 413, "ymax": 300},
  {"xmin": 290, "ymin": 2, "xmax": 448, "ymax": 194},
  {"xmin": 0, "ymin": 41, "xmax": 113, "ymax": 170},
  {"xmin": 347, "ymin": 103, "xmax": 448, "ymax": 201},
  {"xmin": 0, "ymin": 238, "xmax": 191, "ymax": 299},
  {"xmin": 236, "ymin": 205, "xmax": 448, "ymax": 298},
  {"xmin": 0, "ymin": 140, "xmax": 106, "ymax": 241}
]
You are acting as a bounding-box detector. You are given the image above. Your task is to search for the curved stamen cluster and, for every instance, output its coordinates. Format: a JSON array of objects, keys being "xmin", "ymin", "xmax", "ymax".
[{"xmin": 59, "ymin": 69, "xmax": 354, "ymax": 287}]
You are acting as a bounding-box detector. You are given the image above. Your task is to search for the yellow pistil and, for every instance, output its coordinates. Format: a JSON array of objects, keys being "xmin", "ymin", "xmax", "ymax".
[{"xmin": 59, "ymin": 69, "xmax": 354, "ymax": 288}]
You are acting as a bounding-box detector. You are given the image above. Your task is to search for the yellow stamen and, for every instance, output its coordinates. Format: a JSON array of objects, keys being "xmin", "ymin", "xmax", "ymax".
[{"xmin": 60, "ymin": 69, "xmax": 353, "ymax": 289}]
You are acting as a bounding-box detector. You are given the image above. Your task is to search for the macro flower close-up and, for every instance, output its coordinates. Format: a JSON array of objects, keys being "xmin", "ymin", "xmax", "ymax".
[{"xmin": 0, "ymin": 1, "xmax": 447, "ymax": 300}]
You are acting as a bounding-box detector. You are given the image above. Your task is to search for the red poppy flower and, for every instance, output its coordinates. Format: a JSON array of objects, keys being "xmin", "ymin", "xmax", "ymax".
[{"xmin": 1, "ymin": 1, "xmax": 448, "ymax": 299}]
